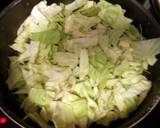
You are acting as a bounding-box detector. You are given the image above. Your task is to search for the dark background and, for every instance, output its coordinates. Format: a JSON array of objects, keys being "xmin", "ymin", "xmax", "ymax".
[
  {"xmin": 0, "ymin": 0, "xmax": 14, "ymax": 12},
  {"xmin": 0, "ymin": 0, "xmax": 160, "ymax": 128}
]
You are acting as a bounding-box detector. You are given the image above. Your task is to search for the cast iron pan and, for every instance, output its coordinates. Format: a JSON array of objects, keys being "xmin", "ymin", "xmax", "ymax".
[{"xmin": 0, "ymin": 0, "xmax": 160, "ymax": 128}]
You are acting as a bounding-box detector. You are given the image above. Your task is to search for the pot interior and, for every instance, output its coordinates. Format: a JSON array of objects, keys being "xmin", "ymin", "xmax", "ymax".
[{"xmin": 0, "ymin": 0, "xmax": 160, "ymax": 128}]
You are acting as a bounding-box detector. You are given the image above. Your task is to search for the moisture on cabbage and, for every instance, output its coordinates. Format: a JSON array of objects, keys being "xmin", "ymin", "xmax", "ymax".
[{"xmin": 6, "ymin": 0, "xmax": 160, "ymax": 128}]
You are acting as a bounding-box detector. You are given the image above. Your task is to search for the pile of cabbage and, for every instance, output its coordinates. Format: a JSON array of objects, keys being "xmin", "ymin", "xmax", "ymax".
[{"xmin": 6, "ymin": 0, "xmax": 160, "ymax": 128}]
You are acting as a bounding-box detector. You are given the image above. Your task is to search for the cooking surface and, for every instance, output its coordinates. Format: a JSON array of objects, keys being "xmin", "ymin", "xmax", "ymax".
[
  {"xmin": 0, "ymin": 110, "xmax": 22, "ymax": 128},
  {"xmin": 0, "ymin": 0, "xmax": 160, "ymax": 128}
]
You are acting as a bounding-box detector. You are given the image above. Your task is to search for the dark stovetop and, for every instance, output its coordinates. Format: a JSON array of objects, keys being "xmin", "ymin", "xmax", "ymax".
[{"xmin": 0, "ymin": 0, "xmax": 160, "ymax": 128}]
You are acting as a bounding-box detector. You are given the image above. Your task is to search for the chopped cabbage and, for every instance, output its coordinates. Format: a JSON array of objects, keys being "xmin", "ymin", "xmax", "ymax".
[{"xmin": 6, "ymin": 0, "xmax": 160, "ymax": 128}]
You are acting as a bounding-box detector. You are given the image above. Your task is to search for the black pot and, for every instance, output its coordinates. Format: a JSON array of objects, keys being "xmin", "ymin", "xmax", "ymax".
[{"xmin": 0, "ymin": 0, "xmax": 160, "ymax": 128}]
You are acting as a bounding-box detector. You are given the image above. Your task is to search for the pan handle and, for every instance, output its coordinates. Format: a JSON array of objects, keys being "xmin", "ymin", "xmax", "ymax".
[
  {"xmin": 138, "ymin": 0, "xmax": 160, "ymax": 24},
  {"xmin": 150, "ymin": 0, "xmax": 160, "ymax": 23}
]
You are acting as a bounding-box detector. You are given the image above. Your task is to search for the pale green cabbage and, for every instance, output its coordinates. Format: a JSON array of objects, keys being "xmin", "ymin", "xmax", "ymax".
[{"xmin": 6, "ymin": 0, "xmax": 160, "ymax": 128}]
